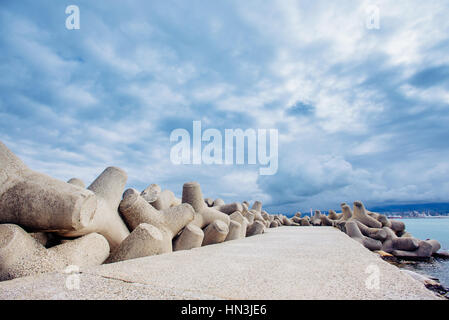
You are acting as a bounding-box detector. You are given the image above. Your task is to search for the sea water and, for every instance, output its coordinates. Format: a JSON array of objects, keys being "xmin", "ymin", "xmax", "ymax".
[{"xmin": 400, "ymin": 218, "xmax": 449, "ymax": 288}]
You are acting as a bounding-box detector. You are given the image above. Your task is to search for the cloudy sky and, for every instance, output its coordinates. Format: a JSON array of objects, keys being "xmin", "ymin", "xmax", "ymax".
[{"xmin": 1, "ymin": 0, "xmax": 449, "ymax": 213}]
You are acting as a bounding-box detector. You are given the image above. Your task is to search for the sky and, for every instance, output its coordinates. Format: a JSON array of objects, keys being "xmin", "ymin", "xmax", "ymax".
[{"xmin": 1, "ymin": 0, "xmax": 449, "ymax": 214}]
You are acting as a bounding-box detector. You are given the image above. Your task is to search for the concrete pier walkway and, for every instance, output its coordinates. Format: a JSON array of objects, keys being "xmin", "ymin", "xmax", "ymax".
[{"xmin": 0, "ymin": 227, "xmax": 439, "ymax": 299}]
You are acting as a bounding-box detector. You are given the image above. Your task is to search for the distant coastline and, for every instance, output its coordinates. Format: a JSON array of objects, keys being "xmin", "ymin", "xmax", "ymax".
[
  {"xmin": 369, "ymin": 202, "xmax": 449, "ymax": 218},
  {"xmin": 399, "ymin": 216, "xmax": 449, "ymax": 219}
]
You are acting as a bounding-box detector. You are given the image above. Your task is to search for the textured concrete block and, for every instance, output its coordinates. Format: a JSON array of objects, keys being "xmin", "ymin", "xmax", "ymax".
[
  {"xmin": 173, "ymin": 223, "xmax": 204, "ymax": 251},
  {"xmin": 0, "ymin": 141, "xmax": 97, "ymax": 232},
  {"xmin": 270, "ymin": 220, "xmax": 279, "ymax": 228},
  {"xmin": 328, "ymin": 210, "xmax": 338, "ymax": 220},
  {"xmin": 107, "ymin": 224, "xmax": 170, "ymax": 263},
  {"xmin": 58, "ymin": 167, "xmax": 130, "ymax": 250},
  {"xmin": 202, "ymin": 220, "xmax": 229, "ymax": 246},
  {"xmin": 204, "ymin": 198, "xmax": 214, "ymax": 207},
  {"xmin": 246, "ymin": 220, "xmax": 265, "ymax": 237},
  {"xmin": 339, "ymin": 203, "xmax": 353, "ymax": 221},
  {"xmin": 67, "ymin": 178, "xmax": 85, "ymax": 189},
  {"xmin": 311, "ymin": 210, "xmax": 322, "ymax": 226},
  {"xmin": 49, "ymin": 232, "xmax": 110, "ymax": 267},
  {"xmin": 352, "ymin": 201, "xmax": 382, "ymax": 228},
  {"xmin": 214, "ymin": 202, "xmax": 243, "ymax": 215},
  {"xmin": 392, "ymin": 240, "xmax": 433, "ymax": 260},
  {"xmin": 390, "ymin": 220, "xmax": 406, "ymax": 234},
  {"xmin": 0, "ymin": 224, "xmax": 108, "ymax": 281},
  {"xmin": 140, "ymin": 184, "xmax": 161, "ymax": 203},
  {"xmin": 151, "ymin": 189, "xmax": 177, "ymax": 210},
  {"xmin": 229, "ymin": 211, "xmax": 249, "ymax": 238},
  {"xmin": 320, "ymin": 215, "xmax": 334, "ymax": 226},
  {"xmin": 354, "ymin": 220, "xmax": 387, "ymax": 241},
  {"xmin": 213, "ymin": 198, "xmax": 225, "ymax": 207},
  {"xmin": 119, "ymin": 188, "xmax": 194, "ymax": 252},
  {"xmin": 382, "ymin": 227, "xmax": 421, "ymax": 254},
  {"xmin": 345, "ymin": 221, "xmax": 382, "ymax": 251},
  {"xmin": 182, "ymin": 182, "xmax": 230, "ymax": 245},
  {"xmin": 0, "ymin": 224, "xmax": 64, "ymax": 281},
  {"xmin": 225, "ymin": 220, "xmax": 243, "ymax": 241}
]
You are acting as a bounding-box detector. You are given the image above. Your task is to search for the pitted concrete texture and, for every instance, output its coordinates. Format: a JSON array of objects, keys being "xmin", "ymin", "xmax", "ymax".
[{"xmin": 0, "ymin": 227, "xmax": 440, "ymax": 300}]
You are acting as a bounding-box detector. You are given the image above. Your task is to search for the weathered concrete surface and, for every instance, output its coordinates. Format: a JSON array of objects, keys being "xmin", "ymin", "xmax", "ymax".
[{"xmin": 0, "ymin": 227, "xmax": 440, "ymax": 300}]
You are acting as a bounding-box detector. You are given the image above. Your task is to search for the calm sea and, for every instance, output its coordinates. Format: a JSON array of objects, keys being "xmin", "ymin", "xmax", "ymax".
[{"xmin": 399, "ymin": 218, "xmax": 449, "ymax": 288}]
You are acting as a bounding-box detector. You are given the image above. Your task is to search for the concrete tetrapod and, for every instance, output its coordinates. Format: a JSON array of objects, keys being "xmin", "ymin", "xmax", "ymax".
[
  {"xmin": 392, "ymin": 240, "xmax": 433, "ymax": 261},
  {"xmin": 249, "ymin": 201, "xmax": 266, "ymax": 223},
  {"xmin": 0, "ymin": 141, "xmax": 97, "ymax": 232},
  {"xmin": 67, "ymin": 178, "xmax": 85, "ymax": 189},
  {"xmin": 213, "ymin": 198, "xmax": 225, "ymax": 207},
  {"xmin": 345, "ymin": 221, "xmax": 382, "ymax": 251},
  {"xmin": 107, "ymin": 223, "xmax": 170, "ymax": 263},
  {"xmin": 328, "ymin": 210, "xmax": 339, "ymax": 220},
  {"xmin": 381, "ymin": 227, "xmax": 420, "ymax": 253},
  {"xmin": 354, "ymin": 220, "xmax": 387, "ymax": 241},
  {"xmin": 229, "ymin": 211, "xmax": 249, "ymax": 239},
  {"xmin": 367, "ymin": 210, "xmax": 392, "ymax": 228},
  {"xmin": 251, "ymin": 201, "xmax": 263, "ymax": 212},
  {"xmin": 29, "ymin": 232, "xmax": 51, "ymax": 247},
  {"xmin": 243, "ymin": 210, "xmax": 255, "ymax": 225},
  {"xmin": 320, "ymin": 214, "xmax": 334, "ymax": 226},
  {"xmin": 225, "ymin": 220, "xmax": 243, "ymax": 241},
  {"xmin": 204, "ymin": 198, "xmax": 214, "ymax": 207},
  {"xmin": 400, "ymin": 231, "xmax": 414, "ymax": 238},
  {"xmin": 251, "ymin": 210, "xmax": 265, "ymax": 223},
  {"xmin": 282, "ymin": 216, "xmax": 293, "ymax": 226},
  {"xmin": 48, "ymin": 232, "xmax": 110, "ymax": 267},
  {"xmin": 214, "ymin": 202, "xmax": 243, "ymax": 215},
  {"xmin": 340, "ymin": 203, "xmax": 353, "ymax": 221},
  {"xmin": 173, "ymin": 223, "xmax": 204, "ymax": 251},
  {"xmin": 291, "ymin": 216, "xmax": 302, "ymax": 224},
  {"xmin": 181, "ymin": 182, "xmax": 230, "ymax": 245},
  {"xmin": 367, "ymin": 211, "xmax": 379, "ymax": 218},
  {"xmin": 0, "ymin": 224, "xmax": 64, "ymax": 281},
  {"xmin": 311, "ymin": 211, "xmax": 322, "ymax": 226},
  {"xmin": 202, "ymin": 220, "xmax": 229, "ymax": 246},
  {"xmin": 261, "ymin": 211, "xmax": 271, "ymax": 222},
  {"xmin": 382, "ymin": 227, "xmax": 440, "ymax": 259},
  {"xmin": 390, "ymin": 220, "xmax": 406, "ymax": 234},
  {"xmin": 0, "ymin": 224, "xmax": 109, "ymax": 281},
  {"xmin": 150, "ymin": 189, "xmax": 179, "ymax": 210},
  {"xmin": 300, "ymin": 218, "xmax": 311, "ymax": 226},
  {"xmin": 376, "ymin": 214, "xmax": 392, "ymax": 228},
  {"xmin": 273, "ymin": 216, "xmax": 283, "ymax": 226},
  {"xmin": 335, "ymin": 203, "xmax": 353, "ymax": 231},
  {"xmin": 285, "ymin": 216, "xmax": 300, "ymax": 226},
  {"xmin": 352, "ymin": 201, "xmax": 382, "ymax": 228},
  {"xmin": 59, "ymin": 167, "xmax": 130, "ymax": 250},
  {"xmin": 140, "ymin": 184, "xmax": 161, "ymax": 203},
  {"xmin": 247, "ymin": 220, "xmax": 265, "ymax": 237},
  {"xmin": 119, "ymin": 188, "xmax": 195, "ymax": 252},
  {"xmin": 426, "ymin": 239, "xmax": 441, "ymax": 255}
]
